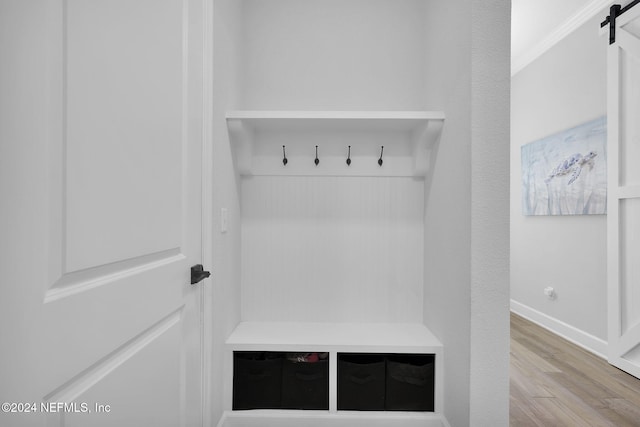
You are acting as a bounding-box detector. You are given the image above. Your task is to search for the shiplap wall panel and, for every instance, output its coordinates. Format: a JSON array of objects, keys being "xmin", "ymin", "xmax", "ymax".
[{"xmin": 241, "ymin": 176, "xmax": 424, "ymax": 323}]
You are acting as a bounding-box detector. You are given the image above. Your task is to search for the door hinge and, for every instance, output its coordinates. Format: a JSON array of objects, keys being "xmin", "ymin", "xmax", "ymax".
[{"xmin": 190, "ymin": 264, "xmax": 211, "ymax": 285}]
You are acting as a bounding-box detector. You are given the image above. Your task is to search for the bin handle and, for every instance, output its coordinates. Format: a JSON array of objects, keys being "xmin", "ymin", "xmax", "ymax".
[
  {"xmin": 295, "ymin": 372, "xmax": 324, "ymax": 381},
  {"xmin": 391, "ymin": 375, "xmax": 427, "ymax": 386},
  {"xmin": 348, "ymin": 374, "xmax": 376, "ymax": 385},
  {"xmin": 248, "ymin": 372, "xmax": 271, "ymax": 380}
]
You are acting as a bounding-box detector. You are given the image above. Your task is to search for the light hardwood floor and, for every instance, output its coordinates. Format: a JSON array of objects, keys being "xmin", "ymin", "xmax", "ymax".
[{"xmin": 510, "ymin": 313, "xmax": 640, "ymax": 426}]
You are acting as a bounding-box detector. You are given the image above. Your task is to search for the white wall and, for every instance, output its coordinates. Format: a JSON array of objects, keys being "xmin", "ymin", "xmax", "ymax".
[
  {"xmin": 469, "ymin": 1, "xmax": 511, "ymax": 424},
  {"xmin": 240, "ymin": 0, "xmax": 428, "ymax": 110},
  {"xmin": 422, "ymin": 0, "xmax": 473, "ymax": 423},
  {"xmin": 423, "ymin": 1, "xmax": 511, "ymax": 425},
  {"xmin": 511, "ymin": 13, "xmax": 608, "ymax": 355},
  {"xmin": 210, "ymin": 0, "xmax": 243, "ymax": 423}
]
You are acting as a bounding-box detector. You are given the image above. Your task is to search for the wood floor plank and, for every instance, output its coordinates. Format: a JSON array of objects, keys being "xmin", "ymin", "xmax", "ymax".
[
  {"xmin": 510, "ymin": 313, "xmax": 640, "ymax": 426},
  {"xmin": 603, "ymin": 398, "xmax": 640, "ymax": 426},
  {"xmin": 510, "ymin": 355, "xmax": 555, "ymax": 398},
  {"xmin": 510, "ymin": 395, "xmax": 554, "ymax": 427},
  {"xmin": 542, "ymin": 372, "xmax": 619, "ymax": 426},
  {"xmin": 511, "ymin": 338, "xmax": 562, "ymax": 373}
]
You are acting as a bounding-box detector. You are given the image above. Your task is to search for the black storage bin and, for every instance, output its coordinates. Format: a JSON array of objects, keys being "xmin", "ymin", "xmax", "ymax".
[
  {"xmin": 385, "ymin": 354, "xmax": 435, "ymax": 411},
  {"xmin": 281, "ymin": 357, "xmax": 329, "ymax": 410},
  {"xmin": 233, "ymin": 352, "xmax": 282, "ymax": 410},
  {"xmin": 337, "ymin": 353, "xmax": 386, "ymax": 410}
]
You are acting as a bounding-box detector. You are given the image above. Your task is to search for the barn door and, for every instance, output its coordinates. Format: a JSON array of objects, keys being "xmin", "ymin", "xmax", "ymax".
[
  {"xmin": 0, "ymin": 0, "xmax": 208, "ymax": 426},
  {"xmin": 606, "ymin": 2, "xmax": 640, "ymax": 379}
]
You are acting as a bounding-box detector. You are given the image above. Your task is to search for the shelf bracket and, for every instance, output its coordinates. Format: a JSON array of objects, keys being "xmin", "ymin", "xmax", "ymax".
[
  {"xmin": 413, "ymin": 119, "xmax": 444, "ymax": 177},
  {"xmin": 227, "ymin": 118, "xmax": 253, "ymax": 176}
]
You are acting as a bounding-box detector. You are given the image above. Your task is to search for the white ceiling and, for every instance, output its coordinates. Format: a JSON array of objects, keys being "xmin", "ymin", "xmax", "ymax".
[{"xmin": 511, "ymin": 0, "xmax": 598, "ymax": 70}]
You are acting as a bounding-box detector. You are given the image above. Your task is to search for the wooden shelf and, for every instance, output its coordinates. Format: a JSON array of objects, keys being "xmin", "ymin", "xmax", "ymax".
[
  {"xmin": 226, "ymin": 321, "xmax": 443, "ymax": 353},
  {"xmin": 226, "ymin": 110, "xmax": 445, "ymax": 129},
  {"xmin": 226, "ymin": 111, "xmax": 445, "ymax": 177}
]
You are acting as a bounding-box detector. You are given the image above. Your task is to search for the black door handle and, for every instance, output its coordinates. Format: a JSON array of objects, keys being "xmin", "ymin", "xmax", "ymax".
[{"xmin": 190, "ymin": 264, "xmax": 211, "ymax": 285}]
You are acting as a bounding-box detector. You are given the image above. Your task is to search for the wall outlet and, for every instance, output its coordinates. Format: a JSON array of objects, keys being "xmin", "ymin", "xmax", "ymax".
[{"xmin": 543, "ymin": 286, "xmax": 556, "ymax": 300}]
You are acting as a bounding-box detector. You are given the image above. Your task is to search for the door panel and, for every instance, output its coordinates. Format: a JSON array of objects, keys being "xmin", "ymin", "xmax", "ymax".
[
  {"xmin": 45, "ymin": 310, "xmax": 183, "ymax": 427},
  {"xmin": 619, "ymin": 35, "xmax": 640, "ymax": 186},
  {"xmin": 0, "ymin": 0, "xmax": 205, "ymax": 425},
  {"xmin": 60, "ymin": 0, "xmax": 184, "ymax": 273},
  {"xmin": 620, "ymin": 198, "xmax": 640, "ymax": 334},
  {"xmin": 608, "ymin": 3, "xmax": 640, "ymax": 379},
  {"xmin": 64, "ymin": 0, "xmax": 184, "ymax": 272},
  {"xmin": 41, "ymin": 270, "xmax": 184, "ymax": 395}
]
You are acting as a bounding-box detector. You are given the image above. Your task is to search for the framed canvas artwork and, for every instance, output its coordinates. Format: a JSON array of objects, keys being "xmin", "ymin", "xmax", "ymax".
[{"xmin": 521, "ymin": 116, "xmax": 607, "ymax": 216}]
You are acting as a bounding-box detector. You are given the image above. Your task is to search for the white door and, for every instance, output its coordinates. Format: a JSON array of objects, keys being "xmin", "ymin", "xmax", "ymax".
[
  {"xmin": 0, "ymin": 1, "xmax": 208, "ymax": 426},
  {"xmin": 607, "ymin": 2, "xmax": 640, "ymax": 379}
]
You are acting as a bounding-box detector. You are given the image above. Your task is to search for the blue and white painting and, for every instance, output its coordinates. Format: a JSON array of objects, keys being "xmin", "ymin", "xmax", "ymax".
[{"xmin": 521, "ymin": 116, "xmax": 607, "ymax": 216}]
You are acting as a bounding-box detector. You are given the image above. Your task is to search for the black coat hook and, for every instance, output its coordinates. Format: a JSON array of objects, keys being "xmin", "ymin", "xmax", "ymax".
[
  {"xmin": 378, "ymin": 146, "xmax": 384, "ymax": 166},
  {"xmin": 315, "ymin": 145, "xmax": 319, "ymax": 166},
  {"xmin": 282, "ymin": 145, "xmax": 288, "ymax": 166},
  {"xmin": 346, "ymin": 146, "xmax": 351, "ymax": 166}
]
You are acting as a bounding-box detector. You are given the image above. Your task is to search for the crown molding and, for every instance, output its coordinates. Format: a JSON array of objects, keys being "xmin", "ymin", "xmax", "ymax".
[{"xmin": 512, "ymin": 0, "xmax": 613, "ymax": 76}]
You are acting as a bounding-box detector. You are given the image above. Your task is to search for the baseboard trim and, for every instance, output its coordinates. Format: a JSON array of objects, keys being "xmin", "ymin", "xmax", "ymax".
[{"xmin": 510, "ymin": 299, "xmax": 607, "ymax": 359}]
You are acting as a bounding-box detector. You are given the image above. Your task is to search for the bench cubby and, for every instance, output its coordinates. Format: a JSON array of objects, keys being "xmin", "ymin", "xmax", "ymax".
[
  {"xmin": 233, "ymin": 352, "xmax": 329, "ymax": 411},
  {"xmin": 337, "ymin": 353, "xmax": 435, "ymax": 412},
  {"xmin": 385, "ymin": 354, "xmax": 435, "ymax": 411}
]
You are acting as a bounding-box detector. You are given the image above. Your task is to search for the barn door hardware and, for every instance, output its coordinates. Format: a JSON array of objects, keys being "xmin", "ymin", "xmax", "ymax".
[
  {"xmin": 346, "ymin": 146, "xmax": 352, "ymax": 166},
  {"xmin": 282, "ymin": 145, "xmax": 288, "ymax": 166},
  {"xmin": 601, "ymin": 1, "xmax": 640, "ymax": 44},
  {"xmin": 191, "ymin": 264, "xmax": 211, "ymax": 285},
  {"xmin": 314, "ymin": 145, "xmax": 320, "ymax": 166},
  {"xmin": 378, "ymin": 146, "xmax": 384, "ymax": 166}
]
